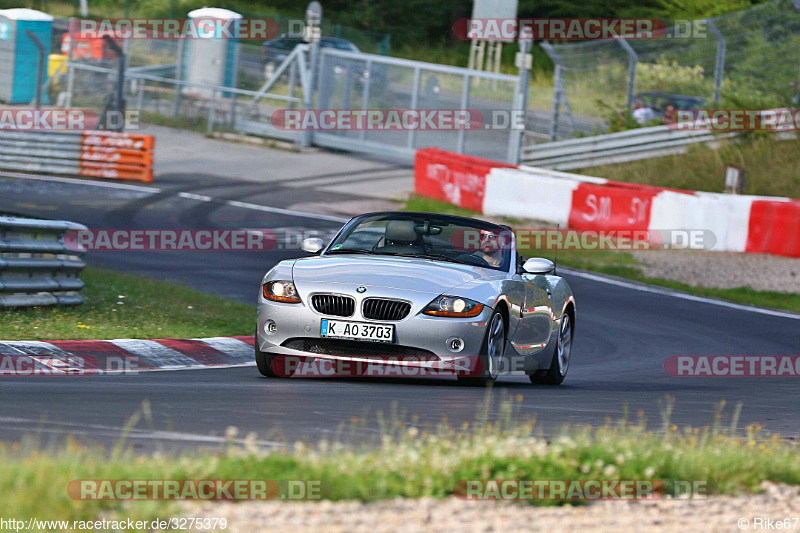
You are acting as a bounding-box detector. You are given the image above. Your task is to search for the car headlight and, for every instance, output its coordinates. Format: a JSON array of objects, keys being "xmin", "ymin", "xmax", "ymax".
[
  {"xmin": 422, "ymin": 295, "xmax": 484, "ymax": 318},
  {"xmin": 262, "ymin": 280, "xmax": 301, "ymax": 303}
]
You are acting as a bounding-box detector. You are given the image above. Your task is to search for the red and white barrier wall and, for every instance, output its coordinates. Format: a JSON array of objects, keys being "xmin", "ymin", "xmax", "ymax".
[{"xmin": 414, "ymin": 147, "xmax": 800, "ymax": 258}]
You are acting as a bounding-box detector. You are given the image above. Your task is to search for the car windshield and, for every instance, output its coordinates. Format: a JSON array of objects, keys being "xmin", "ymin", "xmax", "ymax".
[{"xmin": 325, "ymin": 213, "xmax": 511, "ymax": 271}]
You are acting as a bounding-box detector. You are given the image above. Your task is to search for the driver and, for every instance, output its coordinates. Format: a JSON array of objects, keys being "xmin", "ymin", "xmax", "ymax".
[{"xmin": 476, "ymin": 230, "xmax": 503, "ymax": 267}]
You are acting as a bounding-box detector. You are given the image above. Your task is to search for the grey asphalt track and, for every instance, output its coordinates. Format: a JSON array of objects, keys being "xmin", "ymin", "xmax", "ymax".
[{"xmin": 1, "ymin": 172, "xmax": 798, "ymax": 451}]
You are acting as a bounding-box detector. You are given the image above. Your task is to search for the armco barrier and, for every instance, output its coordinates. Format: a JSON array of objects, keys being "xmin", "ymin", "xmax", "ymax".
[
  {"xmin": 0, "ymin": 215, "xmax": 87, "ymax": 307},
  {"xmin": 414, "ymin": 148, "xmax": 515, "ymax": 212},
  {"xmin": 0, "ymin": 130, "xmax": 154, "ymax": 183},
  {"xmin": 415, "ymin": 148, "xmax": 800, "ymax": 258}
]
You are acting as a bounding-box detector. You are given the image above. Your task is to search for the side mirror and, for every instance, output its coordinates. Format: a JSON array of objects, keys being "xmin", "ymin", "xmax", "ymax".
[
  {"xmin": 301, "ymin": 238, "xmax": 325, "ymax": 254},
  {"xmin": 523, "ymin": 257, "xmax": 555, "ymax": 275}
]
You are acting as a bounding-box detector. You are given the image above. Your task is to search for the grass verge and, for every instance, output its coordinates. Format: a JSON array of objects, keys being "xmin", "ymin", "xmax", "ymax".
[
  {"xmin": 0, "ymin": 267, "xmax": 254, "ymax": 341},
  {"xmin": 2, "ymin": 396, "xmax": 798, "ymax": 520},
  {"xmin": 401, "ymin": 194, "xmax": 800, "ymax": 314},
  {"xmin": 579, "ymin": 136, "xmax": 800, "ymax": 199}
]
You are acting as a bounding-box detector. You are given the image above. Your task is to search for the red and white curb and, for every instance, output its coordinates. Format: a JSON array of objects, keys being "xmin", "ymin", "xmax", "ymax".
[
  {"xmin": 0, "ymin": 336, "xmax": 255, "ymax": 374},
  {"xmin": 414, "ymin": 147, "xmax": 800, "ymax": 258}
]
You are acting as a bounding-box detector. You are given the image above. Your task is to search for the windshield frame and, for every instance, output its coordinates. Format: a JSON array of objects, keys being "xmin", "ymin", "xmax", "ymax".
[{"xmin": 321, "ymin": 212, "xmax": 514, "ymax": 273}]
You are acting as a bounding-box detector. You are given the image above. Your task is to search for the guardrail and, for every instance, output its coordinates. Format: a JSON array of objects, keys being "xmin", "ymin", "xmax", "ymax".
[
  {"xmin": 0, "ymin": 129, "xmax": 155, "ymax": 183},
  {"xmin": 0, "ymin": 215, "xmax": 87, "ymax": 307},
  {"xmin": 521, "ymin": 125, "xmax": 739, "ymax": 170}
]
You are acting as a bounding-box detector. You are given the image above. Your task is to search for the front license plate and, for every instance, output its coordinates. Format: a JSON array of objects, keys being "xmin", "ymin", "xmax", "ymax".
[{"xmin": 320, "ymin": 319, "xmax": 394, "ymax": 343}]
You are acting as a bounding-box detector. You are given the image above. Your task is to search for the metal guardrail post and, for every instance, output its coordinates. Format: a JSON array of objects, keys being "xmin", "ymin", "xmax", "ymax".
[
  {"xmin": 229, "ymin": 41, "xmax": 241, "ymax": 128},
  {"xmin": 207, "ymin": 88, "xmax": 218, "ymax": 134},
  {"xmin": 507, "ymin": 39, "xmax": 531, "ymax": 164},
  {"xmin": 407, "ymin": 67, "xmax": 421, "ymax": 149},
  {"xmin": 136, "ymin": 81, "xmax": 144, "ymax": 115},
  {"xmin": 301, "ymin": 1, "xmax": 323, "ymax": 148},
  {"xmin": 541, "ymin": 41, "xmax": 564, "ymax": 142},
  {"xmin": 550, "ymin": 65, "xmax": 563, "ymax": 142},
  {"xmin": 457, "ymin": 72, "xmax": 470, "ymax": 154},
  {"xmin": 706, "ymin": 19, "xmax": 726, "ymax": 104},
  {"xmin": 103, "ymin": 36, "xmax": 127, "ymax": 132},
  {"xmin": 359, "ymin": 58, "xmax": 373, "ymax": 141},
  {"xmin": 288, "ymin": 59, "xmax": 298, "ymax": 111},
  {"xmin": 24, "ymin": 30, "xmax": 46, "ymax": 110},
  {"xmin": 615, "ymin": 37, "xmax": 638, "ymax": 110},
  {"xmin": 173, "ymin": 38, "xmax": 185, "ymax": 117},
  {"xmin": 65, "ymin": 23, "xmax": 76, "ymax": 109}
]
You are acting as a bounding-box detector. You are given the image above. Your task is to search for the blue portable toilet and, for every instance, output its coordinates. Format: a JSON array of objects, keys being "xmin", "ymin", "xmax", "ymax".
[
  {"xmin": 0, "ymin": 8, "xmax": 53, "ymax": 104},
  {"xmin": 184, "ymin": 7, "xmax": 241, "ymax": 97}
]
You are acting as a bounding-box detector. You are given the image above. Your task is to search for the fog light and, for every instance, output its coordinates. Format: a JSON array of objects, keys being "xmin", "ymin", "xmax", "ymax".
[
  {"xmin": 447, "ymin": 337, "xmax": 464, "ymax": 352},
  {"xmin": 265, "ymin": 320, "xmax": 277, "ymax": 335}
]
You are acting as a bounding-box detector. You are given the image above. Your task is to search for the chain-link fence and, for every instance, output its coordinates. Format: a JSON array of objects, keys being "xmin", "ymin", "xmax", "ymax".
[
  {"xmin": 312, "ymin": 48, "xmax": 521, "ymax": 162},
  {"xmin": 542, "ymin": 0, "xmax": 800, "ymax": 140}
]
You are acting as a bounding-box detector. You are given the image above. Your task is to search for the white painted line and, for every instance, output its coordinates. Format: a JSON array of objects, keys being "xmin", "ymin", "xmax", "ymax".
[
  {"xmin": 562, "ymin": 268, "xmax": 800, "ymax": 320},
  {"xmin": 0, "ymin": 170, "xmax": 162, "ymax": 193},
  {"xmin": 0, "ymin": 414, "xmax": 284, "ymax": 447},
  {"xmin": 178, "ymin": 192, "xmax": 213, "ymax": 202},
  {"xmin": 0, "ymin": 171, "xmax": 347, "ymax": 223},
  {"xmin": 141, "ymin": 362, "xmax": 255, "ymax": 372},
  {"xmin": 226, "ymin": 199, "xmax": 348, "ymax": 223}
]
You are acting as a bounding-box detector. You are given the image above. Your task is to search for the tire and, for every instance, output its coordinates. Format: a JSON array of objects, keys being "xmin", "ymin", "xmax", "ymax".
[
  {"xmin": 458, "ymin": 310, "xmax": 505, "ymax": 387},
  {"xmin": 255, "ymin": 337, "xmax": 297, "ymax": 378},
  {"xmin": 530, "ymin": 312, "xmax": 573, "ymax": 385}
]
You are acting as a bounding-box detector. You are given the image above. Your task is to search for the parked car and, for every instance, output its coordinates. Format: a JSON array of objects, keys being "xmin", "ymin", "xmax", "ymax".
[
  {"xmin": 634, "ymin": 92, "xmax": 707, "ymax": 120},
  {"xmin": 263, "ymin": 36, "xmax": 361, "ymax": 79}
]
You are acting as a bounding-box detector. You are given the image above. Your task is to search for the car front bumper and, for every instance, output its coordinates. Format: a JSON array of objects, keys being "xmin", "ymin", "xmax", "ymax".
[{"xmin": 256, "ymin": 296, "xmax": 494, "ymax": 370}]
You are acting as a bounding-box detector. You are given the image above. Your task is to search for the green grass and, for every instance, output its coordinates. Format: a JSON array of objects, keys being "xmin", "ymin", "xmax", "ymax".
[
  {"xmin": 2, "ymin": 396, "xmax": 798, "ymax": 520},
  {"xmin": 401, "ymin": 195, "xmax": 800, "ymax": 313},
  {"xmin": 0, "ymin": 267, "xmax": 254, "ymax": 341},
  {"xmin": 579, "ymin": 136, "xmax": 800, "ymax": 199}
]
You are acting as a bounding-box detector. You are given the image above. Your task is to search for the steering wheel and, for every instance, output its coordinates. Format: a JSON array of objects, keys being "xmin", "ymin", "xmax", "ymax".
[{"xmin": 456, "ymin": 253, "xmax": 491, "ymax": 268}]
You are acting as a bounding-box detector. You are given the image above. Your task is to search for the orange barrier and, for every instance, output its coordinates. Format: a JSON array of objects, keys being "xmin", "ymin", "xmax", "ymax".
[{"xmin": 79, "ymin": 131, "xmax": 154, "ymax": 183}]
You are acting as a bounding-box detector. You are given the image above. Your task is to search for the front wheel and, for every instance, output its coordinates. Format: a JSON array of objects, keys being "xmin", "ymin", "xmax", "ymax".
[
  {"xmin": 255, "ymin": 338, "xmax": 298, "ymax": 378},
  {"xmin": 530, "ymin": 313, "xmax": 572, "ymax": 385},
  {"xmin": 458, "ymin": 310, "xmax": 505, "ymax": 387}
]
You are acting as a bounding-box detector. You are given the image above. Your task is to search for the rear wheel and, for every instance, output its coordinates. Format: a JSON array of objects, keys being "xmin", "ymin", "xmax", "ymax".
[
  {"xmin": 458, "ymin": 310, "xmax": 505, "ymax": 387},
  {"xmin": 530, "ymin": 313, "xmax": 572, "ymax": 385}
]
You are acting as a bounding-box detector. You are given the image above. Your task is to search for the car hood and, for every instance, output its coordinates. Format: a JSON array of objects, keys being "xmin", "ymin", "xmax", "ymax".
[{"xmin": 292, "ymin": 255, "xmax": 504, "ymax": 296}]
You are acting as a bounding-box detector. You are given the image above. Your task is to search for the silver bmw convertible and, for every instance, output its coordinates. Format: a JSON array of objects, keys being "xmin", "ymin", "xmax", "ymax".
[{"xmin": 255, "ymin": 211, "xmax": 575, "ymax": 385}]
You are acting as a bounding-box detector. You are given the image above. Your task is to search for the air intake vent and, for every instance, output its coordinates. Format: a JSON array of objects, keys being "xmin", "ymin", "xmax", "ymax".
[
  {"xmin": 311, "ymin": 294, "xmax": 355, "ymax": 317},
  {"xmin": 362, "ymin": 298, "xmax": 411, "ymax": 321}
]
